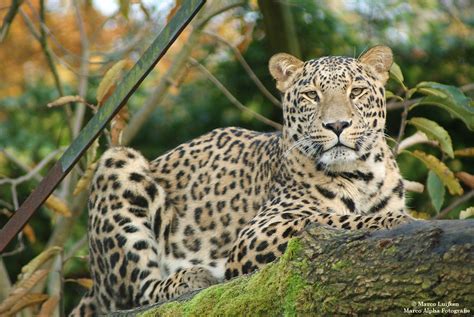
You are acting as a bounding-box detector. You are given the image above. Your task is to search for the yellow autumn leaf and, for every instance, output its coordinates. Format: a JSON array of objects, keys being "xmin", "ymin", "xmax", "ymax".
[
  {"xmin": 0, "ymin": 269, "xmax": 49, "ymax": 313},
  {"xmin": 38, "ymin": 295, "xmax": 59, "ymax": 317},
  {"xmin": 66, "ymin": 278, "xmax": 93, "ymax": 289},
  {"xmin": 19, "ymin": 246, "xmax": 62, "ymax": 281},
  {"xmin": 47, "ymin": 95, "xmax": 85, "ymax": 108},
  {"xmin": 22, "ymin": 223, "xmax": 36, "ymax": 243},
  {"xmin": 111, "ymin": 106, "xmax": 129, "ymax": 146},
  {"xmin": 15, "ymin": 269, "xmax": 49, "ymax": 293},
  {"xmin": 44, "ymin": 195, "xmax": 72, "ymax": 217},
  {"xmin": 73, "ymin": 162, "xmax": 97, "ymax": 196},
  {"xmin": 409, "ymin": 210, "xmax": 431, "ymax": 220},
  {"xmin": 454, "ymin": 147, "xmax": 474, "ymax": 157},
  {"xmin": 407, "ymin": 150, "xmax": 464, "ymax": 196},
  {"xmin": 6, "ymin": 293, "xmax": 48, "ymax": 315},
  {"xmin": 96, "ymin": 60, "xmax": 128, "ymax": 104},
  {"xmin": 459, "ymin": 207, "xmax": 474, "ymax": 220}
]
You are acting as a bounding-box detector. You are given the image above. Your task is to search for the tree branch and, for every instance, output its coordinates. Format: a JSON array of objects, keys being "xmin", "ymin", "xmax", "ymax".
[
  {"xmin": 0, "ymin": 0, "xmax": 24, "ymax": 42},
  {"xmin": 435, "ymin": 189, "xmax": 474, "ymax": 219},
  {"xmin": 123, "ymin": 2, "xmax": 247, "ymax": 145},
  {"xmin": 202, "ymin": 31, "xmax": 282, "ymax": 109},
  {"xmin": 189, "ymin": 58, "xmax": 282, "ymax": 130}
]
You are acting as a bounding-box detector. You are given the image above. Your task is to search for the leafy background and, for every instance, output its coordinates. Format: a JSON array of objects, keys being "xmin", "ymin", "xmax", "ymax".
[{"xmin": 0, "ymin": 0, "xmax": 473, "ymax": 315}]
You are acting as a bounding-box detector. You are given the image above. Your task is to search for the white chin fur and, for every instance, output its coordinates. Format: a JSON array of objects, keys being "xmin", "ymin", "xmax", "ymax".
[{"xmin": 319, "ymin": 147, "xmax": 358, "ymax": 166}]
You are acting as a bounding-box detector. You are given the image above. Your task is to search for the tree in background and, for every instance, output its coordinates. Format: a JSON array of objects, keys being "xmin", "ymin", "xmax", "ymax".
[{"xmin": 0, "ymin": 0, "xmax": 472, "ymax": 315}]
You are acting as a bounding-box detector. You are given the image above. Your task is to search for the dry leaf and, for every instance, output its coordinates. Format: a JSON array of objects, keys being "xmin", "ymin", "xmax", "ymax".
[
  {"xmin": 66, "ymin": 278, "xmax": 93, "ymax": 289},
  {"xmin": 45, "ymin": 195, "xmax": 72, "ymax": 217},
  {"xmin": 96, "ymin": 60, "xmax": 128, "ymax": 105},
  {"xmin": 0, "ymin": 269, "xmax": 49, "ymax": 313},
  {"xmin": 236, "ymin": 20, "xmax": 255, "ymax": 53},
  {"xmin": 73, "ymin": 162, "xmax": 97, "ymax": 196},
  {"xmin": 456, "ymin": 172, "xmax": 474, "ymax": 189},
  {"xmin": 6, "ymin": 293, "xmax": 48, "ymax": 315},
  {"xmin": 15, "ymin": 269, "xmax": 49, "ymax": 293},
  {"xmin": 111, "ymin": 106, "xmax": 129, "ymax": 146},
  {"xmin": 22, "ymin": 223, "xmax": 36, "ymax": 243},
  {"xmin": 166, "ymin": 0, "xmax": 182, "ymax": 23},
  {"xmin": 47, "ymin": 95, "xmax": 85, "ymax": 108},
  {"xmin": 19, "ymin": 246, "xmax": 62, "ymax": 281},
  {"xmin": 408, "ymin": 150, "xmax": 464, "ymax": 196},
  {"xmin": 454, "ymin": 147, "xmax": 474, "ymax": 157},
  {"xmin": 38, "ymin": 295, "xmax": 59, "ymax": 317}
]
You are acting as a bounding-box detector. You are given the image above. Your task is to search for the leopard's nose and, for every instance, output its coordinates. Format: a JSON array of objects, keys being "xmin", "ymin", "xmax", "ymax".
[{"xmin": 322, "ymin": 120, "xmax": 352, "ymax": 136}]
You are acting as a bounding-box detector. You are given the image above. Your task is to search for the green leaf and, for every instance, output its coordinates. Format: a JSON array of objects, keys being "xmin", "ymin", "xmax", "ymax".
[
  {"xmin": 96, "ymin": 60, "xmax": 127, "ymax": 104},
  {"xmin": 411, "ymin": 82, "xmax": 474, "ymax": 131},
  {"xmin": 385, "ymin": 90, "xmax": 403, "ymax": 101},
  {"xmin": 406, "ymin": 150, "xmax": 464, "ymax": 196},
  {"xmin": 408, "ymin": 117, "xmax": 454, "ymax": 158},
  {"xmin": 389, "ymin": 62, "xmax": 405, "ymax": 89},
  {"xmin": 427, "ymin": 171, "xmax": 445, "ymax": 212}
]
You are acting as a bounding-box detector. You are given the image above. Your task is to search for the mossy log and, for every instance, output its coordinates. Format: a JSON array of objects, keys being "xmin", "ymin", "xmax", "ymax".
[{"xmin": 115, "ymin": 220, "xmax": 474, "ymax": 316}]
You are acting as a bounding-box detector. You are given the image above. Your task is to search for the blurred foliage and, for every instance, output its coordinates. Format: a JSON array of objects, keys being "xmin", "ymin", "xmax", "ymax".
[{"xmin": 0, "ymin": 0, "xmax": 473, "ymax": 314}]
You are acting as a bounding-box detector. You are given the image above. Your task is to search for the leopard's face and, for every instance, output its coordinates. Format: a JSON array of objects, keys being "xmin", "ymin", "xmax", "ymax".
[{"xmin": 269, "ymin": 46, "xmax": 393, "ymax": 170}]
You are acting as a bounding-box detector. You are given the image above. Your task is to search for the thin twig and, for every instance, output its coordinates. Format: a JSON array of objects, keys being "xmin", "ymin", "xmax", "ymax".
[
  {"xmin": 203, "ymin": 31, "xmax": 282, "ymax": 108},
  {"xmin": 435, "ymin": 190, "xmax": 474, "ymax": 219},
  {"xmin": 62, "ymin": 236, "xmax": 87, "ymax": 265},
  {"xmin": 72, "ymin": 0, "xmax": 89, "ymax": 137},
  {"xmin": 189, "ymin": 58, "xmax": 282, "ymax": 130},
  {"xmin": 0, "ymin": 148, "xmax": 64, "ymax": 186},
  {"xmin": 195, "ymin": 1, "xmax": 246, "ymax": 29},
  {"xmin": 393, "ymin": 96, "xmax": 409, "ymax": 155},
  {"xmin": 0, "ymin": 0, "xmax": 23, "ymax": 42},
  {"xmin": 37, "ymin": 0, "xmax": 74, "ymax": 133}
]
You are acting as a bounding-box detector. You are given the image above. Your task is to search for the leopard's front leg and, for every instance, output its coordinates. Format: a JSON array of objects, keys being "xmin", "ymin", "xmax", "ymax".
[{"xmin": 225, "ymin": 208, "xmax": 414, "ymax": 279}]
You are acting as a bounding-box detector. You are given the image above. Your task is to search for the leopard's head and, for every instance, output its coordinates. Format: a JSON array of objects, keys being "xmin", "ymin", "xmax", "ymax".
[{"xmin": 269, "ymin": 46, "xmax": 393, "ymax": 170}]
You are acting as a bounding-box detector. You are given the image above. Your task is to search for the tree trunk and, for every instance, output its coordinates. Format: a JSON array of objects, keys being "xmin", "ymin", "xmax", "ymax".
[
  {"xmin": 114, "ymin": 220, "xmax": 474, "ymax": 316},
  {"xmin": 258, "ymin": 0, "xmax": 301, "ymax": 58}
]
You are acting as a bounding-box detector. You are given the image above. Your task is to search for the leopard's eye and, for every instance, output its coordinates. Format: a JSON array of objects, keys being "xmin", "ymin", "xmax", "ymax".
[
  {"xmin": 350, "ymin": 88, "xmax": 364, "ymax": 99},
  {"xmin": 304, "ymin": 91, "xmax": 320, "ymax": 102}
]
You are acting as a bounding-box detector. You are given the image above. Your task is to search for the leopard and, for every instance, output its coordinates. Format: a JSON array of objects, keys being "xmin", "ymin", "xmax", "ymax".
[{"xmin": 71, "ymin": 45, "xmax": 413, "ymax": 316}]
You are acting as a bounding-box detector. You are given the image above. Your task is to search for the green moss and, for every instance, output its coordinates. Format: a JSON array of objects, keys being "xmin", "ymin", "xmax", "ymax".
[
  {"xmin": 139, "ymin": 238, "xmax": 312, "ymax": 317},
  {"xmin": 383, "ymin": 245, "xmax": 398, "ymax": 255},
  {"xmin": 331, "ymin": 260, "xmax": 350, "ymax": 270}
]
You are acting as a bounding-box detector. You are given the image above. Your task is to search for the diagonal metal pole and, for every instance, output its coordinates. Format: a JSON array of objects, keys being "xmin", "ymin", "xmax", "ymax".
[{"xmin": 0, "ymin": 0, "xmax": 206, "ymax": 253}]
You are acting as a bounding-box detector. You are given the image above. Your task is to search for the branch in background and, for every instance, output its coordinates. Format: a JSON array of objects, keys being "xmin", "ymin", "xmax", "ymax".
[
  {"xmin": 435, "ymin": 189, "xmax": 474, "ymax": 219},
  {"xmin": 393, "ymin": 97, "xmax": 409, "ymax": 155},
  {"xmin": 0, "ymin": 0, "xmax": 24, "ymax": 42},
  {"xmin": 195, "ymin": 1, "xmax": 246, "ymax": 29},
  {"xmin": 203, "ymin": 31, "xmax": 282, "ymax": 109},
  {"xmin": 123, "ymin": 2, "xmax": 246, "ymax": 145},
  {"xmin": 189, "ymin": 58, "xmax": 282, "ymax": 130},
  {"xmin": 0, "ymin": 148, "xmax": 64, "ymax": 186}
]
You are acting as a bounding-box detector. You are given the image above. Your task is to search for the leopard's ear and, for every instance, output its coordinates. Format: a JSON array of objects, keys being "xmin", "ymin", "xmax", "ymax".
[
  {"xmin": 358, "ymin": 46, "xmax": 393, "ymax": 85},
  {"xmin": 269, "ymin": 53, "xmax": 303, "ymax": 92}
]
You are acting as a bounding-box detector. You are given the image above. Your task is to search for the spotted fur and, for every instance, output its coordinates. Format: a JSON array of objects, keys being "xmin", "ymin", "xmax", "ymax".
[{"xmin": 71, "ymin": 46, "xmax": 413, "ymax": 316}]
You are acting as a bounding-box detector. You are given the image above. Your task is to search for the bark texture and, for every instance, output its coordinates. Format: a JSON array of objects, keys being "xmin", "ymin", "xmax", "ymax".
[{"xmin": 114, "ymin": 220, "xmax": 474, "ymax": 316}]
